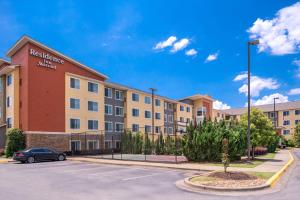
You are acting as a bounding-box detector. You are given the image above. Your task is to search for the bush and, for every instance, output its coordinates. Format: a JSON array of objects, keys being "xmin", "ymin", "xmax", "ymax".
[
  {"xmin": 5, "ymin": 128, "xmax": 25, "ymax": 157},
  {"xmin": 294, "ymin": 123, "xmax": 300, "ymax": 147},
  {"xmin": 286, "ymin": 139, "xmax": 295, "ymax": 147},
  {"xmin": 0, "ymin": 148, "xmax": 5, "ymax": 156}
]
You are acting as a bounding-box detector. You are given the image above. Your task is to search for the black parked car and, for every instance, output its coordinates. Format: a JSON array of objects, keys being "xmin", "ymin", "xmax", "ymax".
[{"xmin": 13, "ymin": 147, "xmax": 66, "ymax": 163}]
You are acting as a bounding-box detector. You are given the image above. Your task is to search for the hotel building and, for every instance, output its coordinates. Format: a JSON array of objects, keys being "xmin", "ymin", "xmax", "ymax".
[
  {"xmin": 0, "ymin": 36, "xmax": 213, "ymax": 152},
  {"xmin": 223, "ymin": 101, "xmax": 300, "ymax": 139}
]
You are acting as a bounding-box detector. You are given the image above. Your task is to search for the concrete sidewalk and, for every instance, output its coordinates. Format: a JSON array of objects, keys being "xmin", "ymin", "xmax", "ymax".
[{"xmin": 68, "ymin": 149, "xmax": 292, "ymax": 173}]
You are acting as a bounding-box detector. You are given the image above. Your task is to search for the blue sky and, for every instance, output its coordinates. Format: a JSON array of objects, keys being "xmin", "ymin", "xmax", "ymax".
[{"xmin": 1, "ymin": 0, "xmax": 300, "ymax": 109}]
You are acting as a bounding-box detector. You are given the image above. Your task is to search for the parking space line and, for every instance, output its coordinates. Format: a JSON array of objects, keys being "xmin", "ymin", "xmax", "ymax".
[{"xmin": 121, "ymin": 173, "xmax": 161, "ymax": 181}]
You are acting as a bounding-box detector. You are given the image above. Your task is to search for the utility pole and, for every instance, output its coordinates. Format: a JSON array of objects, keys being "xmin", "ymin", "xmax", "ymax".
[
  {"xmin": 149, "ymin": 88, "xmax": 157, "ymax": 144},
  {"xmin": 273, "ymin": 97, "xmax": 279, "ymax": 130},
  {"xmin": 247, "ymin": 40, "xmax": 259, "ymax": 161}
]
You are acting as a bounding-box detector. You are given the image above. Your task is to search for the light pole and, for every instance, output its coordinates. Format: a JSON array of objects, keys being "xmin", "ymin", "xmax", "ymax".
[
  {"xmin": 273, "ymin": 97, "xmax": 279, "ymax": 131},
  {"xmin": 247, "ymin": 40, "xmax": 259, "ymax": 161},
  {"xmin": 149, "ymin": 88, "xmax": 157, "ymax": 144}
]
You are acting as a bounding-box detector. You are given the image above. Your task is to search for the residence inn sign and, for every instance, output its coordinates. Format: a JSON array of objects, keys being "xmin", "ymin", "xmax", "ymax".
[{"xmin": 29, "ymin": 48, "xmax": 64, "ymax": 69}]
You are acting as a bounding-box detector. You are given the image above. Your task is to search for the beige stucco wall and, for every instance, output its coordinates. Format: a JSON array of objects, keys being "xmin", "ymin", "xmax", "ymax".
[
  {"xmin": 176, "ymin": 103, "xmax": 192, "ymax": 122},
  {"xmin": 125, "ymin": 89, "xmax": 164, "ymax": 133},
  {"xmin": 212, "ymin": 109, "xmax": 226, "ymax": 122},
  {"xmin": 6, "ymin": 67, "xmax": 20, "ymax": 129},
  {"xmin": 65, "ymin": 73, "xmax": 104, "ymax": 133}
]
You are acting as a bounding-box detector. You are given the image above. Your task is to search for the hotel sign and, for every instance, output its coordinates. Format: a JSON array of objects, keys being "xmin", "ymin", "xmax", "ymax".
[{"xmin": 30, "ymin": 49, "xmax": 64, "ymax": 70}]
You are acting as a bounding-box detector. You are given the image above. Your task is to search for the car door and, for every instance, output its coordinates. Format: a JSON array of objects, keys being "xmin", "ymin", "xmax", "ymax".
[
  {"xmin": 44, "ymin": 149, "xmax": 57, "ymax": 160},
  {"xmin": 31, "ymin": 148, "xmax": 46, "ymax": 161}
]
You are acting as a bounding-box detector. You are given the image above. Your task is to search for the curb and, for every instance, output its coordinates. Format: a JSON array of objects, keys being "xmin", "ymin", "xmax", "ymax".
[
  {"xmin": 68, "ymin": 157, "xmax": 212, "ymax": 172},
  {"xmin": 183, "ymin": 150, "xmax": 295, "ymax": 192},
  {"xmin": 265, "ymin": 150, "xmax": 295, "ymax": 187}
]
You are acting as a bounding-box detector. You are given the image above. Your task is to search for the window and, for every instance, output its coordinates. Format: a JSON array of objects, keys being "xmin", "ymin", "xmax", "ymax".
[
  {"xmin": 7, "ymin": 117, "xmax": 12, "ymax": 128},
  {"xmin": 115, "ymin": 123, "xmax": 124, "ymax": 132},
  {"xmin": 186, "ymin": 118, "xmax": 190, "ymax": 123},
  {"xmin": 70, "ymin": 119, "xmax": 80, "ymax": 129},
  {"xmin": 115, "ymin": 90, "xmax": 123, "ymax": 100},
  {"xmin": 164, "ymin": 102, "xmax": 168, "ymax": 109},
  {"xmin": 132, "ymin": 108, "xmax": 139, "ymax": 117},
  {"xmin": 283, "ymin": 111, "xmax": 290, "ymax": 116},
  {"xmin": 115, "ymin": 106, "xmax": 124, "ymax": 116},
  {"xmin": 155, "ymin": 113, "xmax": 161, "ymax": 120},
  {"xmin": 168, "ymin": 127, "xmax": 173, "ymax": 134},
  {"xmin": 186, "ymin": 107, "xmax": 190, "ymax": 112},
  {"xmin": 295, "ymin": 120, "xmax": 300, "ymax": 125},
  {"xmin": 180, "ymin": 105, "xmax": 184, "ymax": 111},
  {"xmin": 71, "ymin": 141, "xmax": 81, "ymax": 151},
  {"xmin": 295, "ymin": 110, "xmax": 300, "ymax": 115},
  {"xmin": 105, "ymin": 88, "xmax": 112, "ymax": 98},
  {"xmin": 145, "ymin": 125, "xmax": 152, "ymax": 133},
  {"xmin": 145, "ymin": 110, "xmax": 151, "ymax": 118},
  {"xmin": 155, "ymin": 99, "xmax": 160, "ymax": 106},
  {"xmin": 168, "ymin": 115, "xmax": 173, "ymax": 123},
  {"xmin": 283, "ymin": 120, "xmax": 290, "ymax": 126},
  {"xmin": 70, "ymin": 98, "xmax": 80, "ymax": 109},
  {"xmin": 105, "ymin": 141, "xmax": 112, "ymax": 149},
  {"xmin": 6, "ymin": 96, "xmax": 11, "ymax": 107},
  {"xmin": 87, "ymin": 140, "xmax": 99, "ymax": 150},
  {"xmin": 105, "ymin": 104, "xmax": 113, "ymax": 115},
  {"xmin": 132, "ymin": 93, "xmax": 139, "ymax": 101},
  {"xmin": 132, "ymin": 124, "xmax": 139, "ymax": 132},
  {"xmin": 88, "ymin": 101, "xmax": 98, "ymax": 111},
  {"xmin": 180, "ymin": 117, "xmax": 184, "ymax": 122},
  {"xmin": 168, "ymin": 103, "xmax": 173, "ymax": 110},
  {"xmin": 283, "ymin": 130, "xmax": 290, "ymax": 135},
  {"xmin": 70, "ymin": 78, "xmax": 80, "ymax": 89},
  {"xmin": 88, "ymin": 82, "xmax": 98, "ymax": 93},
  {"xmin": 144, "ymin": 96, "xmax": 151, "ymax": 104},
  {"xmin": 155, "ymin": 126, "xmax": 161, "ymax": 134},
  {"xmin": 105, "ymin": 122, "xmax": 113, "ymax": 132},
  {"xmin": 88, "ymin": 120, "xmax": 98, "ymax": 130},
  {"xmin": 164, "ymin": 114, "xmax": 167, "ymax": 122},
  {"xmin": 7, "ymin": 74, "xmax": 12, "ymax": 86}
]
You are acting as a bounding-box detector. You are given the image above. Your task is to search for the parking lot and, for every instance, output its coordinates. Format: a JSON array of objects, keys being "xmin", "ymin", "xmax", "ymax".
[{"xmin": 0, "ymin": 160, "xmax": 203, "ymax": 200}]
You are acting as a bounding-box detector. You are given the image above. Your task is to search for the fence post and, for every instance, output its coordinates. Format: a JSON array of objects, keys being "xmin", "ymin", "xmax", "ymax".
[{"xmin": 111, "ymin": 135, "xmax": 114, "ymax": 159}]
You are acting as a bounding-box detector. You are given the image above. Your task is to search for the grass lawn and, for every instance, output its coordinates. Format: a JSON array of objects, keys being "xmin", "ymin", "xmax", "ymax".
[
  {"xmin": 207, "ymin": 152, "xmax": 277, "ymax": 168},
  {"xmin": 247, "ymin": 172, "xmax": 275, "ymax": 180}
]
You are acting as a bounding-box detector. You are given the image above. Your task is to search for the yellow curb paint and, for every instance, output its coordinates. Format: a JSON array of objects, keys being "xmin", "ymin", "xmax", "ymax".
[{"xmin": 266, "ymin": 150, "xmax": 295, "ymax": 187}]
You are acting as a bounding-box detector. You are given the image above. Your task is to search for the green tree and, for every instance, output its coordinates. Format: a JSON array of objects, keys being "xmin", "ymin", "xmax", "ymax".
[
  {"xmin": 294, "ymin": 122, "xmax": 300, "ymax": 147},
  {"xmin": 5, "ymin": 128, "xmax": 25, "ymax": 157},
  {"xmin": 240, "ymin": 108, "xmax": 278, "ymax": 157}
]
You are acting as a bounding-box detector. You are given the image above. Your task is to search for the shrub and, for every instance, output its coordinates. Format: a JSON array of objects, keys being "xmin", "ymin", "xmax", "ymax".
[
  {"xmin": 5, "ymin": 128, "xmax": 25, "ymax": 157},
  {"xmin": 0, "ymin": 148, "xmax": 5, "ymax": 156},
  {"xmin": 294, "ymin": 123, "xmax": 300, "ymax": 147}
]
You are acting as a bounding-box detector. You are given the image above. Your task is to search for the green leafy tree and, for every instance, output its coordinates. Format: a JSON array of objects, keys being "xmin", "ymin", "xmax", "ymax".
[
  {"xmin": 294, "ymin": 122, "xmax": 300, "ymax": 147},
  {"xmin": 240, "ymin": 108, "xmax": 278, "ymax": 157},
  {"xmin": 5, "ymin": 128, "xmax": 25, "ymax": 157}
]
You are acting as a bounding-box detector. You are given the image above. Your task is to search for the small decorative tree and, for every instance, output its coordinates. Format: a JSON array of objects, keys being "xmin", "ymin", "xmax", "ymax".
[
  {"xmin": 294, "ymin": 122, "xmax": 300, "ymax": 147},
  {"xmin": 222, "ymin": 138, "xmax": 230, "ymax": 173},
  {"xmin": 5, "ymin": 128, "xmax": 25, "ymax": 157}
]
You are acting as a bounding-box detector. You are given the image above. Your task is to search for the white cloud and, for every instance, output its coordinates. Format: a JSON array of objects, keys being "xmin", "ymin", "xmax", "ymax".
[
  {"xmin": 213, "ymin": 100, "xmax": 231, "ymax": 110},
  {"xmin": 292, "ymin": 60, "xmax": 300, "ymax": 77},
  {"xmin": 233, "ymin": 72, "xmax": 248, "ymax": 81},
  {"xmin": 205, "ymin": 53, "xmax": 218, "ymax": 62},
  {"xmin": 171, "ymin": 38, "xmax": 190, "ymax": 53},
  {"xmin": 250, "ymin": 93, "xmax": 289, "ymax": 106},
  {"xmin": 154, "ymin": 36, "xmax": 177, "ymax": 50},
  {"xmin": 234, "ymin": 72, "xmax": 280, "ymax": 97},
  {"xmin": 185, "ymin": 49, "xmax": 197, "ymax": 56},
  {"xmin": 248, "ymin": 2, "xmax": 300, "ymax": 55},
  {"xmin": 288, "ymin": 88, "xmax": 300, "ymax": 95}
]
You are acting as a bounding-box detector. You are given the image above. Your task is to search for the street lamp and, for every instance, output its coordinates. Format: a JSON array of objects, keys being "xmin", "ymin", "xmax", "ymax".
[
  {"xmin": 273, "ymin": 97, "xmax": 279, "ymax": 131},
  {"xmin": 149, "ymin": 88, "xmax": 157, "ymax": 144},
  {"xmin": 247, "ymin": 39, "xmax": 259, "ymax": 161}
]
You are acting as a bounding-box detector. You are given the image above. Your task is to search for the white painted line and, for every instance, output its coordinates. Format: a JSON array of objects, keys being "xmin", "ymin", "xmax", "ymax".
[
  {"xmin": 121, "ymin": 173, "xmax": 161, "ymax": 181},
  {"xmin": 61, "ymin": 166, "xmax": 105, "ymax": 173}
]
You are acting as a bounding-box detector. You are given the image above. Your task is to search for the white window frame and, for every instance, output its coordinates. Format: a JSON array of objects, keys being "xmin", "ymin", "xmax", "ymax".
[
  {"xmin": 104, "ymin": 87, "xmax": 112, "ymax": 98},
  {"xmin": 132, "ymin": 108, "xmax": 139, "ymax": 117},
  {"xmin": 87, "ymin": 140, "xmax": 99, "ymax": 150},
  {"xmin": 70, "ymin": 98, "xmax": 80, "ymax": 109},
  {"xmin": 283, "ymin": 120, "xmax": 290, "ymax": 126},
  {"xmin": 132, "ymin": 124, "xmax": 139, "ymax": 132},
  {"xmin": 7, "ymin": 117, "xmax": 12, "ymax": 128},
  {"xmin": 7, "ymin": 74, "xmax": 12, "ymax": 86},
  {"xmin": 88, "ymin": 120, "xmax": 98, "ymax": 130},
  {"xmin": 70, "ymin": 77, "xmax": 80, "ymax": 89},
  {"xmin": 115, "ymin": 90, "xmax": 124, "ymax": 101},
  {"xmin": 168, "ymin": 127, "xmax": 173, "ymax": 134},
  {"xmin": 115, "ymin": 106, "xmax": 124, "ymax": 117},
  {"xmin": 144, "ymin": 96, "xmax": 151, "ymax": 104},
  {"xmin": 105, "ymin": 121, "xmax": 113, "ymax": 132},
  {"xmin": 105, "ymin": 104, "xmax": 113, "ymax": 115},
  {"xmin": 6, "ymin": 96, "xmax": 11, "ymax": 107},
  {"xmin": 155, "ymin": 112, "xmax": 161, "ymax": 120},
  {"xmin": 70, "ymin": 118, "xmax": 80, "ymax": 129},
  {"xmin": 155, "ymin": 99, "xmax": 160, "ymax": 107},
  {"xmin": 88, "ymin": 82, "xmax": 98, "ymax": 93},
  {"xmin": 145, "ymin": 110, "xmax": 151, "ymax": 119},
  {"xmin": 164, "ymin": 114, "xmax": 167, "ymax": 122},
  {"xmin": 132, "ymin": 93, "xmax": 139, "ymax": 102},
  {"xmin": 168, "ymin": 115, "xmax": 173, "ymax": 123},
  {"xmin": 70, "ymin": 140, "xmax": 81, "ymax": 151},
  {"xmin": 115, "ymin": 122, "xmax": 124, "ymax": 133},
  {"xmin": 88, "ymin": 101, "xmax": 98, "ymax": 112}
]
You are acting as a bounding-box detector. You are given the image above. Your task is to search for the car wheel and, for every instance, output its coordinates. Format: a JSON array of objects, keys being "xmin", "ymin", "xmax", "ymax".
[
  {"xmin": 21, "ymin": 161, "xmax": 26, "ymax": 164},
  {"xmin": 58, "ymin": 155, "xmax": 65, "ymax": 161},
  {"xmin": 27, "ymin": 156, "xmax": 35, "ymax": 164}
]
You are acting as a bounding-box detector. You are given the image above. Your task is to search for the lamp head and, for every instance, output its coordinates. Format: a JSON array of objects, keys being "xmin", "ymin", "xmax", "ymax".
[{"xmin": 249, "ymin": 40, "xmax": 260, "ymax": 45}]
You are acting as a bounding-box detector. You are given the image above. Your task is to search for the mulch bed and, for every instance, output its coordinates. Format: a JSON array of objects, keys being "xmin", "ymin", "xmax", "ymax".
[{"xmin": 192, "ymin": 171, "xmax": 266, "ymax": 188}]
